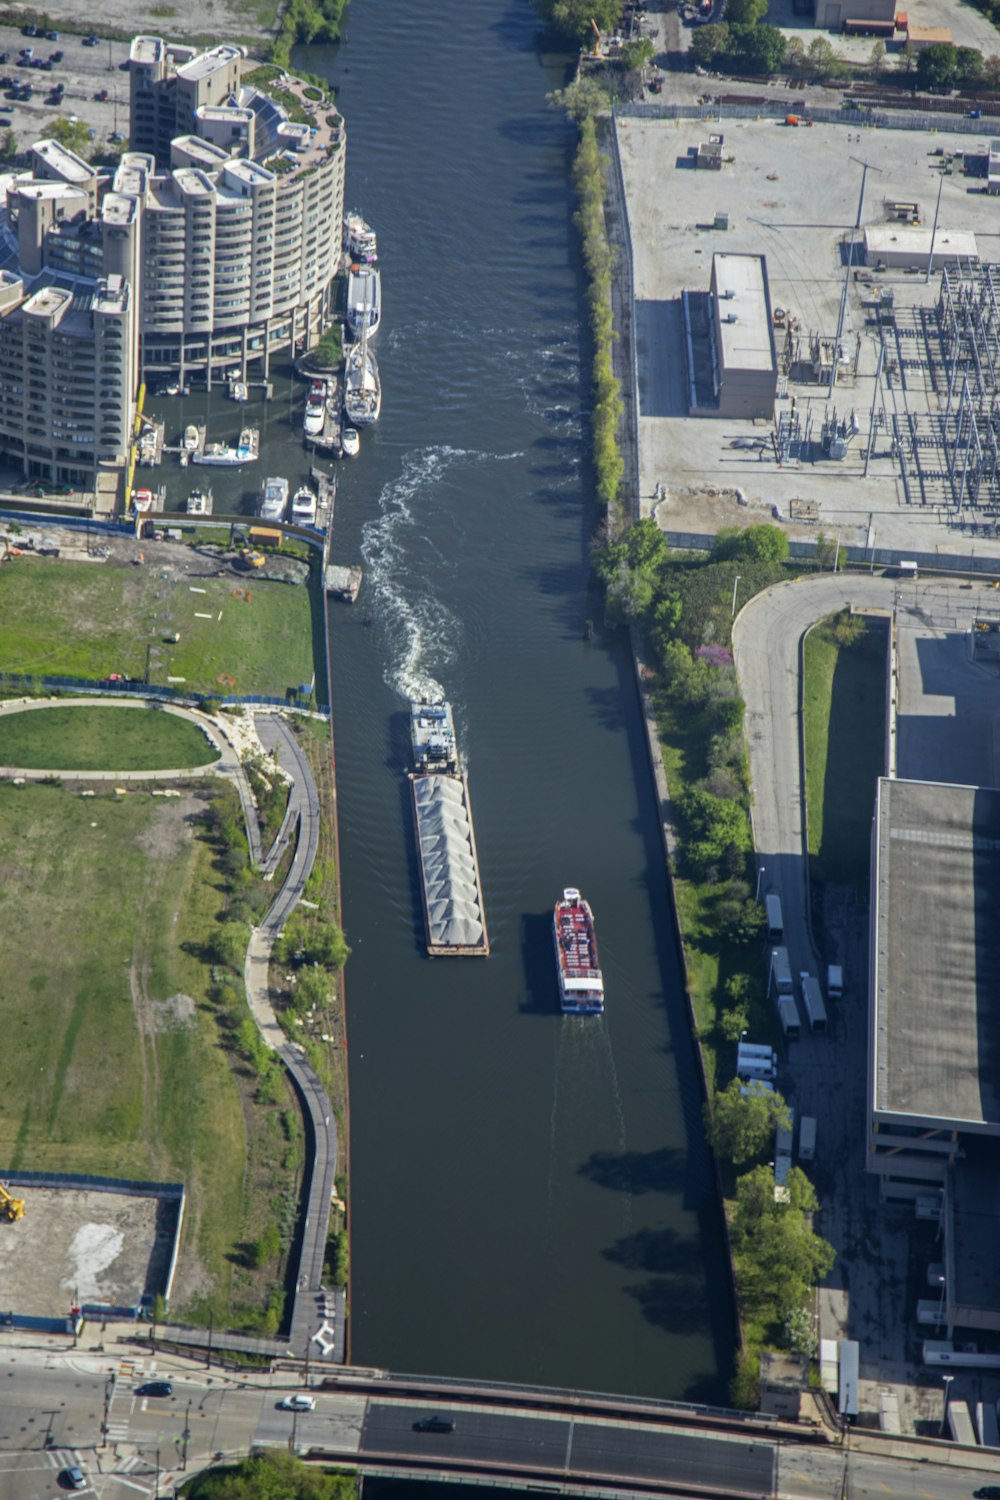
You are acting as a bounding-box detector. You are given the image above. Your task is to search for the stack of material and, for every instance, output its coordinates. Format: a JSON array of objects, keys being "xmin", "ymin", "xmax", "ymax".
[{"xmin": 412, "ymin": 774, "xmax": 487, "ymax": 953}]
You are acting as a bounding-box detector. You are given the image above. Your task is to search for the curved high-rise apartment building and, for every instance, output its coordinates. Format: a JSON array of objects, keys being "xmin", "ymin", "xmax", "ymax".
[{"xmin": 127, "ymin": 36, "xmax": 346, "ymax": 383}]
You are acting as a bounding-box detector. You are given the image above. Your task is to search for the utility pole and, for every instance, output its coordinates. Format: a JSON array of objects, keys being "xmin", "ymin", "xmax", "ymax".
[
  {"xmin": 829, "ymin": 157, "xmax": 882, "ymax": 400},
  {"xmin": 925, "ymin": 170, "xmax": 945, "ymax": 285},
  {"xmin": 181, "ymin": 1402, "xmax": 191, "ymax": 1471}
]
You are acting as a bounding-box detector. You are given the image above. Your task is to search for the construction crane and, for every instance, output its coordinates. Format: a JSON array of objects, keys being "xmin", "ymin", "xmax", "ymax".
[{"xmin": 0, "ymin": 1183, "xmax": 25, "ymax": 1221}]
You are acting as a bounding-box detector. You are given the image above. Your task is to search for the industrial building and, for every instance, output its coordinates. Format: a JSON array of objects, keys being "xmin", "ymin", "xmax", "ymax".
[
  {"xmin": 709, "ymin": 253, "xmax": 778, "ymax": 420},
  {"xmin": 0, "ymin": 40, "xmax": 347, "ymax": 487},
  {"xmin": 683, "ymin": 252, "xmax": 778, "ymax": 420},
  {"xmin": 862, "ymin": 227, "xmax": 979, "ymax": 272},
  {"xmin": 868, "ymin": 776, "xmax": 1000, "ymax": 1333},
  {"xmin": 813, "ymin": 0, "xmax": 894, "ymax": 31}
]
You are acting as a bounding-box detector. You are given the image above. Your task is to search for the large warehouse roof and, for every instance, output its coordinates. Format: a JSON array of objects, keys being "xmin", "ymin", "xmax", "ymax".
[{"xmin": 872, "ymin": 777, "xmax": 1000, "ymax": 1132}]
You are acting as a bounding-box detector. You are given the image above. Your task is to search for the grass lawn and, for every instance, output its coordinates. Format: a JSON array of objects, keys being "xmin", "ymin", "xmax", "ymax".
[
  {"xmin": 0, "ymin": 706, "xmax": 219, "ymax": 771},
  {"xmin": 0, "ymin": 781, "xmax": 267, "ymax": 1318},
  {"xmin": 803, "ymin": 612, "xmax": 888, "ymax": 889},
  {"xmin": 0, "ymin": 557, "xmax": 316, "ymax": 700}
]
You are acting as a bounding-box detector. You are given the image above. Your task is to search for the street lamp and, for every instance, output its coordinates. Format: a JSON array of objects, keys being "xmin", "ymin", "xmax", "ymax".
[
  {"xmin": 755, "ymin": 863, "xmax": 766, "ymax": 903},
  {"xmin": 731, "ymin": 573, "xmax": 741, "ymax": 620},
  {"xmin": 939, "ymin": 1374, "xmax": 955, "ymax": 1437}
]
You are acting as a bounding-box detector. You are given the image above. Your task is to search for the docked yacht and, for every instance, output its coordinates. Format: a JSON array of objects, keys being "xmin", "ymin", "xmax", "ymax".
[
  {"xmin": 346, "ymin": 263, "xmax": 381, "ymax": 340},
  {"xmin": 344, "ymin": 210, "xmax": 377, "ymax": 263},
  {"xmin": 259, "ymin": 475, "xmax": 288, "ymax": 521},
  {"xmin": 343, "ymin": 340, "xmax": 381, "ymax": 427},
  {"xmin": 291, "ymin": 485, "xmax": 318, "ymax": 526}
]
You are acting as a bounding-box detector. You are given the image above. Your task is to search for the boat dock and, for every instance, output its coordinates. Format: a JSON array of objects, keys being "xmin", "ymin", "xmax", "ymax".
[
  {"xmin": 409, "ymin": 770, "xmax": 489, "ymax": 957},
  {"xmin": 324, "ymin": 563, "xmax": 362, "ymax": 602},
  {"xmin": 312, "ymin": 465, "xmax": 337, "ymax": 529}
]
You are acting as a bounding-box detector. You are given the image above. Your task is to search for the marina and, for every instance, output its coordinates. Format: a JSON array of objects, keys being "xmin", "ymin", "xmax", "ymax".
[{"xmin": 408, "ymin": 700, "xmax": 488, "ymax": 958}]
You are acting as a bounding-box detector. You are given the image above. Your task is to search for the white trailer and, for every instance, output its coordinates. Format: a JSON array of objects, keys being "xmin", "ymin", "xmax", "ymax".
[
  {"xmin": 800, "ymin": 972, "xmax": 828, "ymax": 1033},
  {"xmin": 775, "ymin": 993, "xmax": 800, "ymax": 1040},
  {"xmin": 827, "ymin": 963, "xmax": 843, "ymax": 998},
  {"xmin": 798, "ymin": 1115, "xmax": 816, "ymax": 1161},
  {"xmin": 765, "ymin": 893, "xmax": 783, "ymax": 942},
  {"xmin": 770, "ymin": 946, "xmax": 793, "ymax": 995}
]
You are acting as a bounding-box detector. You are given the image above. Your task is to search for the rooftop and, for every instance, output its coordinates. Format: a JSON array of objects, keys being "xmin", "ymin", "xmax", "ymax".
[
  {"xmin": 31, "ymin": 141, "xmax": 94, "ymax": 186},
  {"xmin": 712, "ymin": 252, "xmax": 775, "ymax": 374},
  {"xmin": 175, "ymin": 44, "xmax": 242, "ymax": 83},
  {"xmin": 130, "ymin": 35, "xmax": 165, "ymax": 66},
  {"xmin": 872, "ymin": 777, "xmax": 1000, "ymax": 1133}
]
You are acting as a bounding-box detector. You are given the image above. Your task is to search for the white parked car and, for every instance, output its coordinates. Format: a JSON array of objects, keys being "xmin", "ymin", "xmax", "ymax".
[{"xmin": 278, "ymin": 1394, "xmax": 315, "ymax": 1411}]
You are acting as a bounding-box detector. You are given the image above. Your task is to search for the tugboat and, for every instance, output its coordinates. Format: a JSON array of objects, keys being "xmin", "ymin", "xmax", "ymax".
[{"xmin": 553, "ymin": 888, "xmax": 604, "ymax": 1015}]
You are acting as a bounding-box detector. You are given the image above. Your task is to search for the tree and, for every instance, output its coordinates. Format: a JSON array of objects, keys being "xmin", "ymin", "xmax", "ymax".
[
  {"xmin": 189, "ymin": 1449, "xmax": 356, "ymax": 1500},
  {"xmin": 784, "ymin": 35, "xmax": 805, "ymax": 71},
  {"xmin": 869, "ymin": 39, "xmax": 886, "ymax": 75},
  {"xmin": 535, "ymin": 0, "xmax": 621, "ymax": 40},
  {"xmin": 805, "ymin": 36, "xmax": 847, "ymax": 79},
  {"xmin": 955, "ymin": 45, "xmax": 984, "ymax": 89},
  {"xmin": 621, "ymin": 38, "xmax": 655, "ymax": 72},
  {"xmin": 677, "ymin": 785, "xmax": 752, "ymax": 876},
  {"xmin": 730, "ymin": 21, "xmax": 787, "ymax": 73},
  {"xmin": 214, "ymin": 920, "xmax": 250, "ymax": 972},
  {"xmin": 691, "ymin": 21, "xmax": 731, "ymax": 68},
  {"xmin": 705, "ymin": 1079, "xmax": 791, "ymax": 1165},
  {"xmin": 43, "ymin": 116, "xmax": 92, "ymax": 158},
  {"xmin": 304, "ymin": 919, "xmax": 350, "ymax": 970},
  {"xmin": 597, "ymin": 518, "xmax": 670, "ymax": 623},
  {"xmin": 548, "ymin": 75, "xmax": 614, "ymax": 122},
  {"xmin": 725, "ymin": 0, "xmax": 767, "ymax": 25},
  {"xmin": 984, "ymin": 54, "xmax": 1000, "ymax": 88},
  {"xmin": 712, "ymin": 524, "xmax": 790, "ymax": 563},
  {"xmin": 916, "ymin": 41, "xmax": 958, "ymax": 91}
]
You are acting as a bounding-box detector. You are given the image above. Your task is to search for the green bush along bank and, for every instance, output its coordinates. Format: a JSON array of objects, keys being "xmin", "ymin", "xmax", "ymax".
[{"xmin": 596, "ymin": 521, "xmax": 836, "ymax": 1401}]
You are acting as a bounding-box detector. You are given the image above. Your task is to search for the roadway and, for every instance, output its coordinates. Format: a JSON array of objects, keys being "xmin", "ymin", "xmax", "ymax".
[{"xmin": 3, "ymin": 1350, "xmax": 1000, "ymax": 1500}]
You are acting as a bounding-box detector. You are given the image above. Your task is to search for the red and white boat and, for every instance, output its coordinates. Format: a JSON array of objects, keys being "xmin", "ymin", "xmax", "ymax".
[{"xmin": 553, "ymin": 888, "xmax": 604, "ymax": 1015}]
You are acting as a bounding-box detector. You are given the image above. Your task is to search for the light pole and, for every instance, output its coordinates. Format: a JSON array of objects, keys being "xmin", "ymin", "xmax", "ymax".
[
  {"xmin": 731, "ymin": 573, "xmax": 741, "ymax": 620},
  {"xmin": 939, "ymin": 1374, "xmax": 954, "ymax": 1437},
  {"xmin": 755, "ymin": 863, "xmax": 766, "ymax": 902},
  {"xmin": 181, "ymin": 1401, "xmax": 191, "ymax": 1471}
]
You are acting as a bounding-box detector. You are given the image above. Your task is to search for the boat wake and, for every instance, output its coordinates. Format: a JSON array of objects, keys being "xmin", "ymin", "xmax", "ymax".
[
  {"xmin": 361, "ymin": 444, "xmax": 519, "ymax": 703},
  {"xmin": 545, "ymin": 1017, "xmax": 632, "ymax": 1238}
]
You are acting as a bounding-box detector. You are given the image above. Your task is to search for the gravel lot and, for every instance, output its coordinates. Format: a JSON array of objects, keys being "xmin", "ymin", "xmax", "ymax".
[
  {"xmin": 9, "ymin": 1, "xmax": 273, "ymax": 46},
  {"xmin": 0, "ymin": 1187, "xmax": 176, "ymax": 1317}
]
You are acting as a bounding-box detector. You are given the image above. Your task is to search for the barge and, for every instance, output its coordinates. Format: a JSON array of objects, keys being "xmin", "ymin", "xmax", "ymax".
[{"xmin": 409, "ymin": 699, "xmax": 489, "ymax": 957}]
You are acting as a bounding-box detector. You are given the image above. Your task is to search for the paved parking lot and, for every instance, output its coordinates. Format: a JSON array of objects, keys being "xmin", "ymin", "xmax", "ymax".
[{"xmin": 0, "ymin": 25, "xmax": 132, "ymax": 155}]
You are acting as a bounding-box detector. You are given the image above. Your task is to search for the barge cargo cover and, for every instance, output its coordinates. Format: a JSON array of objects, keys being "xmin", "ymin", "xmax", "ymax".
[{"xmin": 410, "ymin": 770, "xmax": 489, "ymax": 956}]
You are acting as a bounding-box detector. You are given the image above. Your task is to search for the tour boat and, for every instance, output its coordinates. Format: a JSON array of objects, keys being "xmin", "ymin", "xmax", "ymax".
[
  {"xmin": 553, "ymin": 888, "xmax": 604, "ymax": 1015},
  {"xmin": 344, "ymin": 210, "xmax": 377, "ymax": 263}
]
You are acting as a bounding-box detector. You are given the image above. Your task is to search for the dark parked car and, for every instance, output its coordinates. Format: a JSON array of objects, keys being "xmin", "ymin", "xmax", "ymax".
[
  {"xmin": 973, "ymin": 1490, "xmax": 1000, "ymax": 1499},
  {"xmin": 0, "ymin": 54, "xmax": 9, "ymax": 64},
  {"xmin": 46, "ymin": 30, "xmax": 59, "ymax": 40},
  {"xmin": 21, "ymin": 24, "xmax": 37, "ymax": 36},
  {"xmin": 414, "ymin": 1416, "xmax": 455, "ymax": 1433},
  {"xmin": 60, "ymin": 1470, "xmax": 86, "ymax": 1491},
  {"xmin": 50, "ymin": 50, "xmax": 63, "ymax": 62},
  {"xmin": 82, "ymin": 34, "xmax": 99, "ymax": 46},
  {"xmin": 138, "ymin": 1381, "xmax": 173, "ymax": 1398}
]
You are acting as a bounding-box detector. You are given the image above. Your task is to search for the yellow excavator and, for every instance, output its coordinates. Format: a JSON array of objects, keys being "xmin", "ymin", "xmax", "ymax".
[{"xmin": 0, "ymin": 1183, "xmax": 25, "ymax": 1221}]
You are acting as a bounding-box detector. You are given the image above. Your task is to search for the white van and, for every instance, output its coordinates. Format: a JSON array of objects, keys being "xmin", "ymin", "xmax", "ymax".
[{"xmin": 765, "ymin": 893, "xmax": 783, "ymax": 943}]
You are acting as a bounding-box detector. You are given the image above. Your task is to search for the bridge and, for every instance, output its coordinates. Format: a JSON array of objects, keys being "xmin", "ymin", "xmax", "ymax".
[{"xmin": 247, "ymin": 1368, "xmax": 983, "ymax": 1500}]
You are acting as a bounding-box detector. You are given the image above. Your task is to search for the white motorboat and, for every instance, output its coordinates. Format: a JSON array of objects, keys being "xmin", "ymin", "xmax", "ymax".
[
  {"xmin": 186, "ymin": 487, "xmax": 213, "ymax": 516},
  {"xmin": 192, "ymin": 434, "xmax": 257, "ymax": 467},
  {"xmin": 343, "ymin": 340, "xmax": 381, "ymax": 427},
  {"xmin": 346, "ymin": 263, "xmax": 381, "ymax": 340},
  {"xmin": 341, "ymin": 426, "xmax": 360, "ymax": 458},
  {"xmin": 291, "ymin": 485, "xmax": 318, "ymax": 526},
  {"xmin": 230, "ymin": 380, "xmax": 248, "ymax": 403},
  {"xmin": 259, "ymin": 475, "xmax": 288, "ymax": 521},
  {"xmin": 344, "ymin": 210, "xmax": 377, "ymax": 263},
  {"xmin": 303, "ymin": 381, "xmax": 327, "ymax": 438},
  {"xmin": 182, "ymin": 424, "xmax": 199, "ymax": 451}
]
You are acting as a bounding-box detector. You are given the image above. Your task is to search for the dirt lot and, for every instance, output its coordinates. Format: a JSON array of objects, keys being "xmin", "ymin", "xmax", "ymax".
[{"xmin": 0, "ymin": 1186, "xmax": 174, "ymax": 1316}]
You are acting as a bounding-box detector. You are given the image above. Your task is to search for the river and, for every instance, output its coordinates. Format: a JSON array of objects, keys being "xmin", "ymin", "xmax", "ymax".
[{"xmin": 154, "ymin": 0, "xmax": 733, "ymax": 1406}]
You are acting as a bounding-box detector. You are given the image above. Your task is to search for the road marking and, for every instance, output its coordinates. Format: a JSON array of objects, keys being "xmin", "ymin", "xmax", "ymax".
[
  {"xmin": 878, "ymin": 1485, "xmax": 895, "ymax": 1495},
  {"xmin": 793, "ymin": 1473, "xmax": 818, "ymax": 1486},
  {"xmin": 111, "ymin": 1479, "xmax": 151, "ymax": 1495}
]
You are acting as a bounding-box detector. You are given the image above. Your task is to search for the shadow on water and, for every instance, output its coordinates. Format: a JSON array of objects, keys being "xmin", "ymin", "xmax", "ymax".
[
  {"xmin": 581, "ymin": 1146, "xmax": 686, "ymax": 1196},
  {"xmin": 519, "ymin": 910, "xmax": 556, "ymax": 1017}
]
